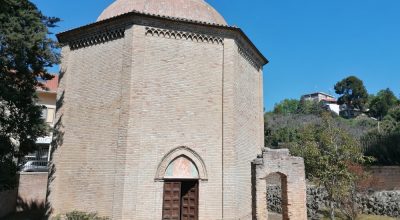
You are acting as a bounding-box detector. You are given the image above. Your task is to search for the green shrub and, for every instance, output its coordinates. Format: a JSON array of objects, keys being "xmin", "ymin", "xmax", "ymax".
[{"xmin": 54, "ymin": 211, "xmax": 110, "ymax": 220}]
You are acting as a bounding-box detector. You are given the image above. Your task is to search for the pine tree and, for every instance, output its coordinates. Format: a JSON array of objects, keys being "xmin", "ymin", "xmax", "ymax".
[{"xmin": 0, "ymin": 0, "xmax": 59, "ymax": 190}]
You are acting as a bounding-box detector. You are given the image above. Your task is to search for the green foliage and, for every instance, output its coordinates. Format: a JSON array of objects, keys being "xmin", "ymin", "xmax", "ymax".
[
  {"xmin": 0, "ymin": 0, "xmax": 59, "ymax": 189},
  {"xmin": 264, "ymin": 112, "xmax": 376, "ymax": 149},
  {"xmin": 289, "ymin": 113, "xmax": 373, "ymax": 220},
  {"xmin": 362, "ymin": 105, "xmax": 400, "ymax": 165},
  {"xmin": 334, "ymin": 76, "xmax": 368, "ymax": 111},
  {"xmin": 297, "ymin": 99, "xmax": 326, "ymax": 115},
  {"xmin": 273, "ymin": 99, "xmax": 300, "ymax": 114},
  {"xmin": 53, "ymin": 211, "xmax": 110, "ymax": 220},
  {"xmin": 362, "ymin": 132, "xmax": 400, "ymax": 165},
  {"xmin": 368, "ymin": 89, "xmax": 398, "ymax": 120},
  {"xmin": 272, "ymin": 98, "xmax": 326, "ymax": 116},
  {"xmin": 264, "ymin": 113, "xmax": 321, "ymax": 148},
  {"xmin": 0, "ymin": 156, "xmax": 17, "ymax": 191}
]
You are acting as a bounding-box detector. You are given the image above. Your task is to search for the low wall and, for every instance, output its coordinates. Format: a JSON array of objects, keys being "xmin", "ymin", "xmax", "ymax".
[
  {"xmin": 267, "ymin": 186, "xmax": 400, "ymax": 219},
  {"xmin": 370, "ymin": 166, "xmax": 400, "ymax": 191},
  {"xmin": 0, "ymin": 189, "xmax": 17, "ymax": 218},
  {"xmin": 17, "ymin": 172, "xmax": 48, "ymax": 211}
]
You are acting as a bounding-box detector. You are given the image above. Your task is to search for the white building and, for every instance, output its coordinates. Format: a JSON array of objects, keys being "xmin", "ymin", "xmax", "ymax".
[{"xmin": 301, "ymin": 92, "xmax": 340, "ymax": 115}]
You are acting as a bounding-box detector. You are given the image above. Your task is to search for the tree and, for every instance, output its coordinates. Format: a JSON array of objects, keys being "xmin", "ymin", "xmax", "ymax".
[
  {"xmin": 369, "ymin": 88, "xmax": 398, "ymax": 120},
  {"xmin": 297, "ymin": 99, "xmax": 325, "ymax": 115},
  {"xmin": 380, "ymin": 105, "xmax": 400, "ymax": 133},
  {"xmin": 334, "ymin": 76, "xmax": 368, "ymax": 111},
  {"xmin": 273, "ymin": 99, "xmax": 300, "ymax": 114},
  {"xmin": 290, "ymin": 113, "xmax": 373, "ymax": 220},
  {"xmin": 0, "ymin": 0, "xmax": 59, "ymax": 189},
  {"xmin": 272, "ymin": 98, "xmax": 326, "ymax": 115},
  {"xmin": 362, "ymin": 105, "xmax": 400, "ymax": 165}
]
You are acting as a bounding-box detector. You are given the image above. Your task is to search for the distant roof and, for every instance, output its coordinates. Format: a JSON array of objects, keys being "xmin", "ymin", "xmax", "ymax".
[
  {"xmin": 97, "ymin": 0, "xmax": 227, "ymax": 25},
  {"xmin": 302, "ymin": 92, "xmax": 335, "ymax": 98},
  {"xmin": 37, "ymin": 75, "xmax": 59, "ymax": 93}
]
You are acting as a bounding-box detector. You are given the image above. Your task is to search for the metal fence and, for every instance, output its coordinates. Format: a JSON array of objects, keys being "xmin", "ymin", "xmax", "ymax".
[{"xmin": 19, "ymin": 147, "xmax": 49, "ymax": 172}]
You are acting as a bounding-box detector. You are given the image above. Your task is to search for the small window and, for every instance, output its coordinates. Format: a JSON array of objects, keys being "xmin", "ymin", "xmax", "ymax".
[{"xmin": 46, "ymin": 108, "xmax": 55, "ymax": 123}]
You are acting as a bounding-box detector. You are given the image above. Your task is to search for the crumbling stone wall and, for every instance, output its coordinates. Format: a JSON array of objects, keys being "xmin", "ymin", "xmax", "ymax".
[
  {"xmin": 253, "ymin": 148, "xmax": 307, "ymax": 220},
  {"xmin": 267, "ymin": 186, "xmax": 400, "ymax": 219}
]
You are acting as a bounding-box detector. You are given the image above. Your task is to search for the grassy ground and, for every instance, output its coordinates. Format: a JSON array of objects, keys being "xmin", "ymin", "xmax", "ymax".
[
  {"xmin": 322, "ymin": 214, "xmax": 398, "ymax": 220},
  {"xmin": 356, "ymin": 214, "xmax": 398, "ymax": 220}
]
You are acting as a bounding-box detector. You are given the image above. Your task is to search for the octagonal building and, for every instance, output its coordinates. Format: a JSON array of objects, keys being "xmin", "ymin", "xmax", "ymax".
[{"xmin": 48, "ymin": 0, "xmax": 270, "ymax": 219}]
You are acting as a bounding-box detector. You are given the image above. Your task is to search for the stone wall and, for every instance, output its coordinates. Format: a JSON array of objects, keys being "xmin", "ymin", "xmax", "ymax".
[
  {"xmin": 0, "ymin": 189, "xmax": 17, "ymax": 218},
  {"xmin": 369, "ymin": 166, "xmax": 400, "ymax": 191},
  {"xmin": 267, "ymin": 186, "xmax": 400, "ymax": 219}
]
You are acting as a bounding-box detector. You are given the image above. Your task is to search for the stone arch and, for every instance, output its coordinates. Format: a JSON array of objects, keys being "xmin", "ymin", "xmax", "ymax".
[
  {"xmin": 155, "ymin": 146, "xmax": 208, "ymax": 181},
  {"xmin": 252, "ymin": 148, "xmax": 307, "ymax": 220}
]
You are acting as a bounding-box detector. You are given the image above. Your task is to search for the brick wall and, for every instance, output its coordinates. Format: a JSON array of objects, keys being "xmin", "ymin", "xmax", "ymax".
[
  {"xmin": 232, "ymin": 44, "xmax": 264, "ymax": 219},
  {"xmin": 17, "ymin": 173, "xmax": 48, "ymax": 211},
  {"xmin": 48, "ymin": 32, "xmax": 125, "ymax": 217},
  {"xmin": 49, "ymin": 17, "xmax": 267, "ymax": 220},
  {"xmin": 369, "ymin": 166, "xmax": 400, "ymax": 191},
  {"xmin": 254, "ymin": 148, "xmax": 308, "ymax": 220},
  {"xmin": 221, "ymin": 38, "xmax": 264, "ymax": 220},
  {"xmin": 122, "ymin": 25, "xmax": 224, "ymax": 220}
]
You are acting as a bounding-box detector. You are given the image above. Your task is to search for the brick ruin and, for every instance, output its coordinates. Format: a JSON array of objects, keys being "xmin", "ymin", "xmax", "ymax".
[{"xmin": 253, "ymin": 148, "xmax": 308, "ymax": 220}]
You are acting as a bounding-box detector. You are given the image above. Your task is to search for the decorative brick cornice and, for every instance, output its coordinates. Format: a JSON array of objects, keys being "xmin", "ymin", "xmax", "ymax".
[
  {"xmin": 69, "ymin": 27, "xmax": 125, "ymax": 50},
  {"xmin": 145, "ymin": 27, "xmax": 223, "ymax": 45},
  {"xmin": 238, "ymin": 46, "xmax": 263, "ymax": 71},
  {"xmin": 57, "ymin": 11, "xmax": 268, "ymax": 66}
]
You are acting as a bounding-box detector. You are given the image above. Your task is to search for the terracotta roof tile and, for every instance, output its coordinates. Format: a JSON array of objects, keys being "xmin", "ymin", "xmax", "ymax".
[{"xmin": 38, "ymin": 75, "xmax": 59, "ymax": 93}]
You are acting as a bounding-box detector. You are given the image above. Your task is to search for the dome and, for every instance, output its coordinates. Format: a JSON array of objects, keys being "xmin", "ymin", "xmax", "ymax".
[{"xmin": 97, "ymin": 0, "xmax": 227, "ymax": 25}]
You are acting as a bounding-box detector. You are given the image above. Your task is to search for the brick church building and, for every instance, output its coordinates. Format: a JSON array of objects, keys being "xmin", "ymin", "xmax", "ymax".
[{"xmin": 48, "ymin": 0, "xmax": 307, "ymax": 219}]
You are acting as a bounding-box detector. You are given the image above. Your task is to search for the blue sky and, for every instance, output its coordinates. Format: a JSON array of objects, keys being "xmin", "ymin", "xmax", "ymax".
[{"xmin": 32, "ymin": 0, "xmax": 400, "ymax": 111}]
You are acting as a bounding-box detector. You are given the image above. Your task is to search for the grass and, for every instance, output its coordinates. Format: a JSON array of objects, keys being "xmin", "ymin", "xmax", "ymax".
[
  {"xmin": 322, "ymin": 214, "xmax": 398, "ymax": 220},
  {"xmin": 357, "ymin": 214, "xmax": 398, "ymax": 220}
]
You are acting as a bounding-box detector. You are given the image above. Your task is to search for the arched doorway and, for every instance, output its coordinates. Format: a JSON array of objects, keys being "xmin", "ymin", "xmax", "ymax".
[
  {"xmin": 266, "ymin": 172, "xmax": 289, "ymax": 220},
  {"xmin": 161, "ymin": 156, "xmax": 200, "ymax": 220}
]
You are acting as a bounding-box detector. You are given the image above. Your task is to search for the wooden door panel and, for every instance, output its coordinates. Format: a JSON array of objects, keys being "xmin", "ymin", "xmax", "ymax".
[
  {"xmin": 163, "ymin": 182, "xmax": 181, "ymax": 220},
  {"xmin": 181, "ymin": 181, "xmax": 198, "ymax": 220}
]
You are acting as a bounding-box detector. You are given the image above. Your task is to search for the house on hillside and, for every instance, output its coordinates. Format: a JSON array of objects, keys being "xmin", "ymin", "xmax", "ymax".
[{"xmin": 301, "ymin": 92, "xmax": 340, "ymax": 115}]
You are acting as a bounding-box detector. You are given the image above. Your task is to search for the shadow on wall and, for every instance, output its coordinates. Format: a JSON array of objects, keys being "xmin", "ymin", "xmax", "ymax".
[
  {"xmin": 45, "ymin": 69, "xmax": 66, "ymax": 218},
  {"xmin": 1, "ymin": 197, "xmax": 46, "ymax": 220}
]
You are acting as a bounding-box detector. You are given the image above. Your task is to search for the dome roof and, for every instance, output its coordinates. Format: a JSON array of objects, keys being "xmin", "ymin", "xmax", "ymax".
[{"xmin": 97, "ymin": 0, "xmax": 227, "ymax": 25}]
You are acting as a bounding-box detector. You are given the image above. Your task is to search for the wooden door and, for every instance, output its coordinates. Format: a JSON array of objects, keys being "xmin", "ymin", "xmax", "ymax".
[
  {"xmin": 181, "ymin": 181, "xmax": 198, "ymax": 220},
  {"xmin": 162, "ymin": 182, "xmax": 181, "ymax": 220},
  {"xmin": 162, "ymin": 181, "xmax": 198, "ymax": 220}
]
